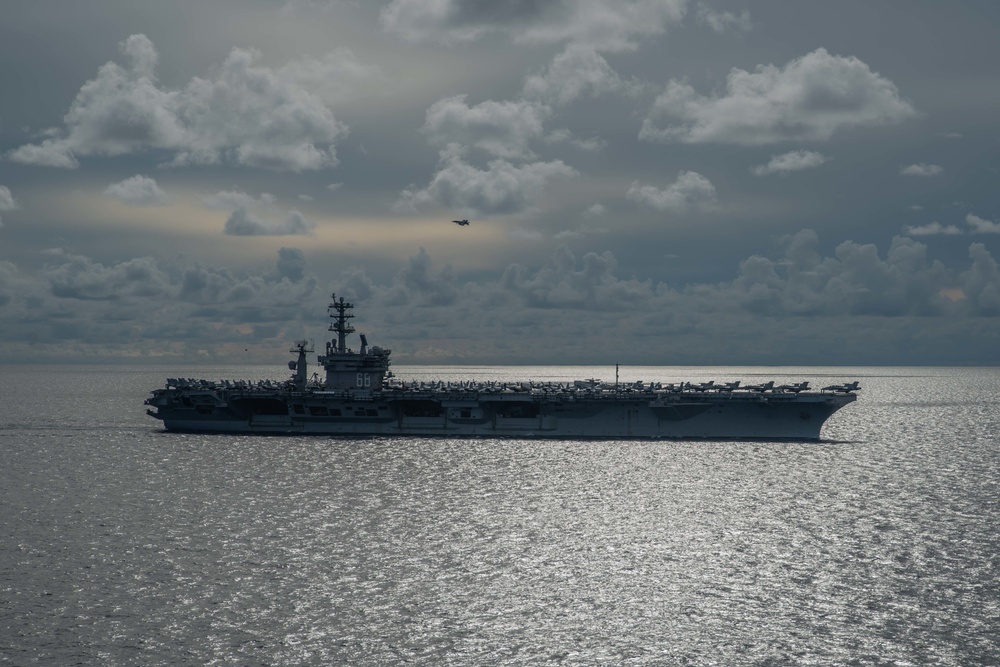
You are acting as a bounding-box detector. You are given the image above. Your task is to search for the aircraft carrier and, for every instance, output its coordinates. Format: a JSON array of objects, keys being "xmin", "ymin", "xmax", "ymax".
[{"xmin": 145, "ymin": 294, "xmax": 859, "ymax": 440}]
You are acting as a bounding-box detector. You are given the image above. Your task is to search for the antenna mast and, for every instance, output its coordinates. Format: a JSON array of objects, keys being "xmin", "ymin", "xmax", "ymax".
[{"xmin": 328, "ymin": 293, "xmax": 355, "ymax": 353}]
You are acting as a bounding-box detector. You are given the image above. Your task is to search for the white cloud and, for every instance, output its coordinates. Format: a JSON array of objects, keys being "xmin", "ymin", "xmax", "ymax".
[
  {"xmin": 103, "ymin": 175, "xmax": 170, "ymax": 206},
  {"xmin": 203, "ymin": 190, "xmax": 315, "ymax": 236},
  {"xmin": 751, "ymin": 150, "xmax": 830, "ymax": 176},
  {"xmin": 903, "ymin": 214, "xmax": 1000, "ymax": 237},
  {"xmin": 584, "ymin": 203, "xmax": 607, "ymax": 218},
  {"xmin": 966, "ymin": 214, "xmax": 1000, "ymax": 234},
  {"xmin": 640, "ymin": 48, "xmax": 916, "ymax": 145},
  {"xmin": 516, "ymin": 0, "xmax": 688, "ymax": 52},
  {"xmin": 0, "ymin": 186, "xmax": 16, "ymax": 212},
  {"xmin": 380, "ymin": 0, "xmax": 687, "ymax": 52},
  {"xmin": 0, "ymin": 185, "xmax": 17, "ymax": 228},
  {"xmin": 900, "ymin": 163, "xmax": 944, "ymax": 177},
  {"xmin": 7, "ymin": 34, "xmax": 360, "ymax": 172},
  {"xmin": 326, "ymin": 182, "xmax": 343, "ymax": 191},
  {"xmin": 422, "ymin": 95, "xmax": 550, "ymax": 159},
  {"xmin": 903, "ymin": 222, "xmax": 962, "ymax": 236},
  {"xmin": 543, "ymin": 128, "xmax": 607, "ymax": 152},
  {"xmin": 696, "ymin": 3, "xmax": 752, "ymax": 33},
  {"xmin": 626, "ymin": 170, "xmax": 717, "ymax": 213},
  {"xmin": 522, "ymin": 44, "xmax": 638, "ymax": 106},
  {"xmin": 7, "ymin": 141, "xmax": 81, "ymax": 168},
  {"xmin": 395, "ymin": 144, "xmax": 577, "ymax": 217}
]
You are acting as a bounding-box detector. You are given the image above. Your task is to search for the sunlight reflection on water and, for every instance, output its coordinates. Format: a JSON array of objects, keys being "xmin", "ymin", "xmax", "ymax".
[{"xmin": 1, "ymin": 365, "xmax": 998, "ymax": 665}]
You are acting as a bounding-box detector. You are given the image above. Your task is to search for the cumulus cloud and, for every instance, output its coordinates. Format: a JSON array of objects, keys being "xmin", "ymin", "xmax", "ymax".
[
  {"xmin": 41, "ymin": 249, "xmax": 174, "ymax": 301},
  {"xmin": 696, "ymin": 3, "xmax": 752, "ymax": 33},
  {"xmin": 963, "ymin": 244, "xmax": 1000, "ymax": 315},
  {"xmin": 900, "ymin": 163, "xmax": 944, "ymax": 177},
  {"xmin": 225, "ymin": 208, "xmax": 313, "ymax": 236},
  {"xmin": 626, "ymin": 170, "xmax": 717, "ymax": 213},
  {"xmin": 276, "ymin": 247, "xmax": 307, "ymax": 282},
  {"xmin": 501, "ymin": 245, "xmax": 654, "ymax": 309},
  {"xmin": 0, "ymin": 185, "xmax": 17, "ymax": 227},
  {"xmin": 640, "ymin": 48, "xmax": 916, "ymax": 145},
  {"xmin": 103, "ymin": 175, "xmax": 170, "ymax": 206},
  {"xmin": 395, "ymin": 144, "xmax": 576, "ymax": 217},
  {"xmin": 338, "ymin": 230, "xmax": 1000, "ymax": 363},
  {"xmin": 902, "ymin": 214, "xmax": 1000, "ymax": 237},
  {"xmin": 965, "ymin": 214, "xmax": 1000, "ymax": 234},
  {"xmin": 751, "ymin": 150, "xmax": 829, "ymax": 176},
  {"xmin": 5, "ymin": 233, "xmax": 1000, "ymax": 364},
  {"xmin": 522, "ymin": 43, "xmax": 639, "ymax": 106},
  {"xmin": 0, "ymin": 246, "xmax": 323, "ymax": 361},
  {"xmin": 378, "ymin": 0, "xmax": 541, "ymax": 43},
  {"xmin": 725, "ymin": 230, "xmax": 955, "ymax": 317},
  {"xmin": 203, "ymin": 190, "xmax": 315, "ymax": 236},
  {"xmin": 903, "ymin": 222, "xmax": 962, "ymax": 236},
  {"xmin": 7, "ymin": 34, "xmax": 361, "ymax": 172},
  {"xmin": 380, "ymin": 0, "xmax": 686, "ymax": 52},
  {"xmin": 388, "ymin": 247, "xmax": 460, "ymax": 306},
  {"xmin": 422, "ymin": 95, "xmax": 550, "ymax": 159}
]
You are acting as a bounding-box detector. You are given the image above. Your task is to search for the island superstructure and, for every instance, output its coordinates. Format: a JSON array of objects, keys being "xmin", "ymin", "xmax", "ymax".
[{"xmin": 145, "ymin": 294, "xmax": 859, "ymax": 439}]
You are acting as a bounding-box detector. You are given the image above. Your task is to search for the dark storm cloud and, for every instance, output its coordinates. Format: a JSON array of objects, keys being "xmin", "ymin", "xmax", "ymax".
[
  {"xmin": 961, "ymin": 244, "xmax": 1000, "ymax": 315},
  {"xmin": 334, "ymin": 232, "xmax": 1000, "ymax": 321},
  {"xmin": 44, "ymin": 251, "xmax": 171, "ymax": 301},
  {"xmin": 500, "ymin": 245, "xmax": 654, "ymax": 309},
  {"xmin": 2, "ymin": 231, "xmax": 1000, "ymax": 363},
  {"xmin": 0, "ymin": 247, "xmax": 321, "ymax": 359},
  {"xmin": 322, "ymin": 236, "xmax": 1000, "ymax": 364},
  {"xmin": 276, "ymin": 247, "xmax": 307, "ymax": 282}
]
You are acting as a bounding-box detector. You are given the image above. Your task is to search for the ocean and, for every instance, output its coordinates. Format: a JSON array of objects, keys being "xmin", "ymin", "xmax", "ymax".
[{"xmin": 1, "ymin": 364, "xmax": 998, "ymax": 666}]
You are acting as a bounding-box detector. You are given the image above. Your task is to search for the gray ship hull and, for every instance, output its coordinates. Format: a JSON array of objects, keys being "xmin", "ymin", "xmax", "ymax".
[
  {"xmin": 148, "ymin": 390, "xmax": 855, "ymax": 440},
  {"xmin": 146, "ymin": 294, "xmax": 859, "ymax": 440}
]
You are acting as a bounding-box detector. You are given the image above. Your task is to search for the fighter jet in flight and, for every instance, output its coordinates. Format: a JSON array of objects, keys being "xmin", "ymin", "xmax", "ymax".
[{"xmin": 452, "ymin": 219, "xmax": 470, "ymax": 226}]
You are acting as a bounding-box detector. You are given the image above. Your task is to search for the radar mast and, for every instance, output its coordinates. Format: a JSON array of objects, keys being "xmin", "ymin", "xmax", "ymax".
[{"xmin": 328, "ymin": 293, "xmax": 355, "ymax": 353}]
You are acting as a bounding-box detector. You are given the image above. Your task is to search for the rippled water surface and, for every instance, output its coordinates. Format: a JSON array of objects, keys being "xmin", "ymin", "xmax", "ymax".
[{"xmin": 2, "ymin": 365, "xmax": 999, "ymax": 665}]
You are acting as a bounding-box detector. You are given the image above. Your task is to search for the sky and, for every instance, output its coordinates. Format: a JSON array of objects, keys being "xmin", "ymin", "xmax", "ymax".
[{"xmin": 1, "ymin": 0, "xmax": 999, "ymax": 366}]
